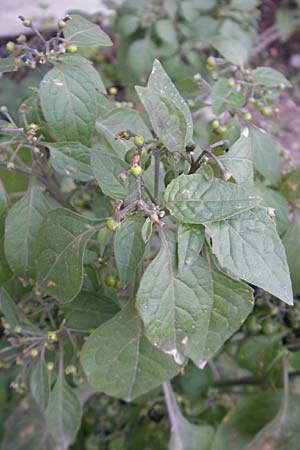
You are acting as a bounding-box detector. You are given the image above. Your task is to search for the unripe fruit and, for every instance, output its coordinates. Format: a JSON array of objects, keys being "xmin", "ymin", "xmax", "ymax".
[
  {"xmin": 261, "ymin": 319, "xmax": 279, "ymax": 335},
  {"xmin": 226, "ymin": 78, "xmax": 235, "ymax": 88},
  {"xmin": 243, "ymin": 112, "xmax": 252, "ymax": 121},
  {"xmin": 22, "ymin": 18, "xmax": 32, "ymax": 27},
  {"xmin": 58, "ymin": 19, "xmax": 67, "ymax": 29},
  {"xmin": 108, "ymin": 86, "xmax": 118, "ymax": 95},
  {"xmin": 105, "ymin": 275, "xmax": 116, "ymax": 288},
  {"xmin": 125, "ymin": 147, "xmax": 138, "ymax": 164},
  {"xmin": 248, "ymin": 97, "xmax": 255, "ymax": 104},
  {"xmin": 16, "ymin": 34, "xmax": 26, "ymax": 44},
  {"xmin": 47, "ymin": 331, "xmax": 58, "ymax": 342},
  {"xmin": 30, "ymin": 348, "xmax": 39, "ymax": 357},
  {"xmin": 141, "ymin": 147, "xmax": 148, "ymax": 158},
  {"xmin": 47, "ymin": 362, "xmax": 54, "ymax": 371},
  {"xmin": 130, "ymin": 164, "xmax": 143, "ymax": 177},
  {"xmin": 207, "ymin": 56, "xmax": 216, "ymax": 67},
  {"xmin": 65, "ymin": 365, "xmax": 77, "ymax": 375},
  {"xmin": 261, "ymin": 106, "xmax": 272, "ymax": 116},
  {"xmin": 246, "ymin": 316, "xmax": 261, "ymax": 334},
  {"xmin": 67, "ymin": 44, "xmax": 78, "ymax": 53},
  {"xmin": 211, "ymin": 119, "xmax": 219, "ymax": 129},
  {"xmin": 6, "ymin": 42, "xmax": 15, "ymax": 52},
  {"xmin": 133, "ymin": 135, "xmax": 145, "ymax": 147},
  {"xmin": 106, "ymin": 218, "xmax": 119, "ymax": 232}
]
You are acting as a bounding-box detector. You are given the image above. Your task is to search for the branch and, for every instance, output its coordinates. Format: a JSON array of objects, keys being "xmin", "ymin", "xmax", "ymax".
[{"xmin": 213, "ymin": 369, "xmax": 300, "ymax": 388}]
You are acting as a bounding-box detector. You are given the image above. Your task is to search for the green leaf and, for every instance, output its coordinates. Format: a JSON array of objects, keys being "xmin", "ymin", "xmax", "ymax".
[
  {"xmin": 0, "ymin": 201, "xmax": 12, "ymax": 287},
  {"xmin": 156, "ymin": 20, "xmax": 177, "ymax": 44},
  {"xmin": 63, "ymin": 14, "xmax": 112, "ymax": 47},
  {"xmin": 0, "ymin": 287, "xmax": 21, "ymax": 328},
  {"xmin": 40, "ymin": 64, "xmax": 97, "ymax": 146},
  {"xmin": 164, "ymin": 382, "xmax": 214, "ymax": 450},
  {"xmin": 252, "ymin": 67, "xmax": 292, "ymax": 87},
  {"xmin": 206, "ymin": 207, "xmax": 293, "ymax": 305},
  {"xmin": 211, "ymin": 392, "xmax": 282, "ymax": 450},
  {"xmin": 63, "ymin": 290, "xmax": 120, "ymax": 330},
  {"xmin": 58, "ymin": 54, "xmax": 106, "ymax": 93},
  {"xmin": 142, "ymin": 217, "xmax": 153, "ymax": 243},
  {"xmin": 4, "ymin": 185, "xmax": 49, "ymax": 279},
  {"xmin": 283, "ymin": 212, "xmax": 300, "ymax": 296},
  {"xmin": 136, "ymin": 231, "xmax": 253, "ymax": 367},
  {"xmin": 237, "ymin": 335, "xmax": 281, "ymax": 376},
  {"xmin": 36, "ymin": 208, "xmax": 101, "ymax": 303},
  {"xmin": 117, "ymin": 14, "xmax": 139, "ymax": 36},
  {"xmin": 178, "ymin": 223, "xmax": 205, "ymax": 271},
  {"xmin": 165, "ymin": 172, "xmax": 261, "ymax": 224},
  {"xmin": 254, "ymin": 185, "xmax": 288, "ymax": 235},
  {"xmin": 147, "ymin": 59, "xmax": 193, "ymax": 145},
  {"xmin": 128, "ymin": 39, "xmax": 156, "ymax": 79},
  {"xmin": 0, "ymin": 57, "xmax": 17, "ymax": 74},
  {"xmin": 45, "ymin": 375, "xmax": 82, "ymax": 449},
  {"xmin": 136, "ymin": 86, "xmax": 187, "ymax": 153},
  {"xmin": 276, "ymin": 9, "xmax": 297, "ymax": 42},
  {"xmin": 1, "ymin": 396, "xmax": 56, "ymax": 450},
  {"xmin": 29, "ymin": 359, "xmax": 51, "ymax": 411},
  {"xmin": 249, "ymin": 126, "xmax": 281, "ymax": 185},
  {"xmin": 91, "ymin": 143, "xmax": 135, "ymax": 200},
  {"xmin": 231, "ymin": 0, "xmax": 259, "ymax": 11},
  {"xmin": 211, "ymin": 78, "xmax": 244, "ymax": 115},
  {"xmin": 220, "ymin": 136, "xmax": 253, "ymax": 184},
  {"xmin": 210, "ymin": 21, "xmax": 252, "ymax": 65},
  {"xmin": 48, "ymin": 142, "xmax": 93, "ymax": 182},
  {"xmin": 244, "ymin": 394, "xmax": 300, "ymax": 450},
  {"xmin": 81, "ymin": 302, "xmax": 180, "ymax": 401},
  {"xmin": 114, "ymin": 216, "xmax": 146, "ymax": 286}
]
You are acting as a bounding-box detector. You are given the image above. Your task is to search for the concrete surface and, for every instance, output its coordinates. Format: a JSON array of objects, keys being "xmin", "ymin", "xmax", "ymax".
[{"xmin": 0, "ymin": 0, "xmax": 117, "ymax": 37}]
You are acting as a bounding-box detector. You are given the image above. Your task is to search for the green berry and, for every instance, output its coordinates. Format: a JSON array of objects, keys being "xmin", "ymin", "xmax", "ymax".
[
  {"xmin": 246, "ymin": 316, "xmax": 261, "ymax": 334},
  {"xmin": 125, "ymin": 147, "xmax": 138, "ymax": 164},
  {"xmin": 207, "ymin": 56, "xmax": 216, "ymax": 67},
  {"xmin": 226, "ymin": 78, "xmax": 235, "ymax": 88},
  {"xmin": 211, "ymin": 119, "xmax": 219, "ymax": 129},
  {"xmin": 30, "ymin": 348, "xmax": 39, "ymax": 357},
  {"xmin": 47, "ymin": 362, "xmax": 54, "ymax": 371},
  {"xmin": 108, "ymin": 87, "xmax": 118, "ymax": 95},
  {"xmin": 22, "ymin": 18, "xmax": 32, "ymax": 27},
  {"xmin": 6, "ymin": 42, "xmax": 15, "ymax": 52},
  {"xmin": 67, "ymin": 44, "xmax": 78, "ymax": 53},
  {"xmin": 47, "ymin": 331, "xmax": 58, "ymax": 342},
  {"xmin": 133, "ymin": 135, "xmax": 145, "ymax": 147},
  {"xmin": 141, "ymin": 147, "xmax": 148, "ymax": 158},
  {"xmin": 248, "ymin": 97, "xmax": 255, "ymax": 104},
  {"xmin": 105, "ymin": 275, "xmax": 116, "ymax": 288},
  {"xmin": 261, "ymin": 106, "xmax": 273, "ymax": 116},
  {"xmin": 106, "ymin": 218, "xmax": 120, "ymax": 232},
  {"xmin": 243, "ymin": 112, "xmax": 252, "ymax": 121},
  {"xmin": 261, "ymin": 319, "xmax": 278, "ymax": 335},
  {"xmin": 58, "ymin": 19, "xmax": 67, "ymax": 29},
  {"xmin": 130, "ymin": 164, "xmax": 143, "ymax": 177}
]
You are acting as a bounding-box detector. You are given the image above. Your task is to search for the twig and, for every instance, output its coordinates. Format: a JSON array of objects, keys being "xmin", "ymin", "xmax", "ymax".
[
  {"xmin": 0, "ymin": 162, "xmax": 32, "ymax": 176},
  {"xmin": 154, "ymin": 151, "xmax": 160, "ymax": 202},
  {"xmin": 213, "ymin": 369, "xmax": 300, "ymax": 388}
]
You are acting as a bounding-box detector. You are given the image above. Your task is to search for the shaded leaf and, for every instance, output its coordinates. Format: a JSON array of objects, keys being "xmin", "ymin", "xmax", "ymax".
[
  {"xmin": 249, "ymin": 126, "xmax": 281, "ymax": 185},
  {"xmin": 114, "ymin": 216, "xmax": 146, "ymax": 286},
  {"xmin": 283, "ymin": 212, "xmax": 300, "ymax": 296},
  {"xmin": 163, "ymin": 382, "xmax": 214, "ymax": 450},
  {"xmin": 63, "ymin": 290, "xmax": 120, "ymax": 331},
  {"xmin": 36, "ymin": 209, "xmax": 101, "ymax": 303},
  {"xmin": 48, "ymin": 142, "xmax": 93, "ymax": 182},
  {"xmin": 81, "ymin": 302, "xmax": 180, "ymax": 401},
  {"xmin": 178, "ymin": 223, "xmax": 205, "ymax": 271},
  {"xmin": 220, "ymin": 135, "xmax": 253, "ymax": 184},
  {"xmin": 211, "ymin": 78, "xmax": 244, "ymax": 115},
  {"xmin": 29, "ymin": 359, "xmax": 51, "ymax": 411},
  {"xmin": 0, "ymin": 287, "xmax": 21, "ymax": 328},
  {"xmin": 45, "ymin": 375, "xmax": 82, "ymax": 449},
  {"xmin": 5, "ymin": 185, "xmax": 49, "ymax": 279},
  {"xmin": 1, "ymin": 396, "xmax": 56, "ymax": 450},
  {"xmin": 252, "ymin": 67, "xmax": 291, "ymax": 87}
]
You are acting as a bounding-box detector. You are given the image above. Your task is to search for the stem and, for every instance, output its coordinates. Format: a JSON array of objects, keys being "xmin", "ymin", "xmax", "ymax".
[
  {"xmin": 154, "ymin": 151, "xmax": 160, "ymax": 202},
  {"xmin": 162, "ymin": 382, "xmax": 180, "ymax": 439},
  {"xmin": 213, "ymin": 369, "xmax": 300, "ymax": 388},
  {"xmin": 0, "ymin": 162, "xmax": 32, "ymax": 176}
]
